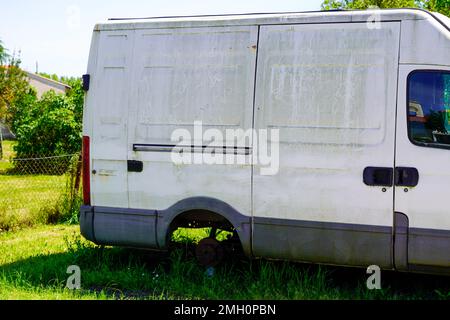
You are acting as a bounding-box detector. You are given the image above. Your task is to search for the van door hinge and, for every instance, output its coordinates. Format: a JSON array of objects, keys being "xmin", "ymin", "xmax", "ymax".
[{"xmin": 82, "ymin": 74, "xmax": 90, "ymax": 91}]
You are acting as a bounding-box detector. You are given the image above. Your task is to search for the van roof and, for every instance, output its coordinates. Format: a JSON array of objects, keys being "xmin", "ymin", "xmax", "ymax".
[{"xmin": 95, "ymin": 8, "xmax": 444, "ymax": 31}]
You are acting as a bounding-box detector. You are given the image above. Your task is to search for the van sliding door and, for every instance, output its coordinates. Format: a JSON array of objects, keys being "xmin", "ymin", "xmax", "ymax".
[
  {"xmin": 127, "ymin": 26, "xmax": 258, "ymax": 249},
  {"xmin": 252, "ymin": 22, "xmax": 401, "ymax": 268}
]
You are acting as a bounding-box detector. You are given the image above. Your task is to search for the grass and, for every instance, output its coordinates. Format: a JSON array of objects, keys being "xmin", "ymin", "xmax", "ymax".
[
  {"xmin": 0, "ymin": 174, "xmax": 67, "ymax": 230},
  {"xmin": 0, "ymin": 224, "xmax": 449, "ymax": 300},
  {"xmin": 0, "ymin": 140, "xmax": 77, "ymax": 231}
]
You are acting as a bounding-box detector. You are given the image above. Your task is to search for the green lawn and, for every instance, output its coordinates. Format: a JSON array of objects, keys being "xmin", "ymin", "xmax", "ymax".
[
  {"xmin": 0, "ymin": 174, "xmax": 67, "ymax": 231},
  {"xmin": 0, "ymin": 140, "xmax": 69, "ymax": 231},
  {"xmin": 0, "ymin": 224, "xmax": 449, "ymax": 300}
]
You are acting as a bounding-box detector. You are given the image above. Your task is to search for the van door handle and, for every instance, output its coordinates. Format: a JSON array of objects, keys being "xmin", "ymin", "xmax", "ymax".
[
  {"xmin": 363, "ymin": 167, "xmax": 393, "ymax": 187},
  {"xmin": 127, "ymin": 160, "xmax": 143, "ymax": 172},
  {"xmin": 395, "ymin": 167, "xmax": 419, "ymax": 187}
]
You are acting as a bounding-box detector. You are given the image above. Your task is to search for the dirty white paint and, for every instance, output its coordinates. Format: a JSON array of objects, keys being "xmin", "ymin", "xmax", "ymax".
[
  {"xmin": 89, "ymin": 31, "xmax": 133, "ymax": 207},
  {"xmin": 83, "ymin": 10, "xmax": 450, "ymax": 231},
  {"xmin": 253, "ymin": 22, "xmax": 400, "ymax": 227}
]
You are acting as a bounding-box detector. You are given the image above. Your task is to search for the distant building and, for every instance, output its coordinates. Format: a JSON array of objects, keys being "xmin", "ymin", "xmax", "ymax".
[
  {"xmin": 24, "ymin": 71, "xmax": 71, "ymax": 98},
  {"xmin": 0, "ymin": 71, "xmax": 71, "ymax": 140},
  {"xmin": 0, "ymin": 122, "xmax": 14, "ymax": 140}
]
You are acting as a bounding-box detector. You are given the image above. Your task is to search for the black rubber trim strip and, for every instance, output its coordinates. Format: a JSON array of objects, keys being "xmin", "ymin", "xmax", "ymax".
[
  {"xmin": 108, "ymin": 9, "xmax": 348, "ymax": 21},
  {"xmin": 133, "ymin": 143, "xmax": 252, "ymax": 155},
  {"xmin": 426, "ymin": 10, "xmax": 450, "ymax": 33}
]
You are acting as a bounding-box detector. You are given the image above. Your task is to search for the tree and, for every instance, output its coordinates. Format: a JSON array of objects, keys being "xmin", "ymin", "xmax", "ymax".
[
  {"xmin": 14, "ymin": 90, "xmax": 82, "ymax": 158},
  {"xmin": 37, "ymin": 74, "xmax": 84, "ymax": 125},
  {"xmin": 0, "ymin": 48, "xmax": 34, "ymax": 159},
  {"xmin": 12, "ymin": 89, "xmax": 82, "ymax": 174},
  {"xmin": 321, "ymin": 0, "xmax": 450, "ymax": 17},
  {"xmin": 321, "ymin": 0, "xmax": 415, "ymax": 9},
  {"xmin": 38, "ymin": 72, "xmax": 60, "ymax": 82},
  {"xmin": 0, "ymin": 41, "xmax": 84, "ymax": 163},
  {"xmin": 0, "ymin": 39, "xmax": 9, "ymax": 65},
  {"xmin": 424, "ymin": 0, "xmax": 450, "ymax": 16},
  {"xmin": 11, "ymin": 75, "xmax": 84, "ymax": 173}
]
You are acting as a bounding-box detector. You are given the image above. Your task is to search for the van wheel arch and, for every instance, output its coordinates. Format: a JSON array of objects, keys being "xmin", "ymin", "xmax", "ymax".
[{"xmin": 156, "ymin": 197, "xmax": 252, "ymax": 256}]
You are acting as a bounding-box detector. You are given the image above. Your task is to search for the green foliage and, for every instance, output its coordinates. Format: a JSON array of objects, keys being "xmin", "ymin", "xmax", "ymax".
[
  {"xmin": 0, "ymin": 52, "xmax": 33, "ymax": 129},
  {"xmin": 10, "ymin": 73, "xmax": 84, "ymax": 169},
  {"xmin": 0, "ymin": 44, "xmax": 84, "ymax": 163},
  {"xmin": 425, "ymin": 0, "xmax": 450, "ymax": 16},
  {"xmin": 0, "ymin": 39, "xmax": 9, "ymax": 65},
  {"xmin": 321, "ymin": 0, "xmax": 416, "ymax": 9},
  {"xmin": 37, "ymin": 72, "xmax": 60, "ymax": 82},
  {"xmin": 36, "ymin": 74, "xmax": 84, "ymax": 125},
  {"xmin": 0, "ymin": 49, "xmax": 35, "ymax": 159},
  {"xmin": 321, "ymin": 0, "xmax": 450, "ymax": 17},
  {"xmin": 426, "ymin": 109, "xmax": 447, "ymax": 133},
  {"xmin": 64, "ymin": 78, "xmax": 84, "ymax": 125},
  {"xmin": 13, "ymin": 90, "xmax": 81, "ymax": 159}
]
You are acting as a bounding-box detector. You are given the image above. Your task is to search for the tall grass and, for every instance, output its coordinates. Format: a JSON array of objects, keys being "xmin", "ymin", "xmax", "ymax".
[{"xmin": 1, "ymin": 225, "xmax": 448, "ymax": 300}]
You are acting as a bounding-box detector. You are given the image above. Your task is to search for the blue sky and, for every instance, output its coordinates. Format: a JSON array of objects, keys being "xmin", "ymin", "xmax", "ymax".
[{"xmin": 0, "ymin": 0, "xmax": 323, "ymax": 77}]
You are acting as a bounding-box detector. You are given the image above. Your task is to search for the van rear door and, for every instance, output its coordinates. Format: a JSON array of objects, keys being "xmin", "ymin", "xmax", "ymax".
[{"xmin": 90, "ymin": 30, "xmax": 132, "ymax": 208}]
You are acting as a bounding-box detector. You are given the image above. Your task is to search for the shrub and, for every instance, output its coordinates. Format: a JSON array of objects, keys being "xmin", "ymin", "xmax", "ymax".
[{"xmin": 12, "ymin": 89, "xmax": 82, "ymax": 174}]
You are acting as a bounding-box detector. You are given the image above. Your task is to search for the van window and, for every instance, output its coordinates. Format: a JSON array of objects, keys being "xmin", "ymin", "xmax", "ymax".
[{"xmin": 408, "ymin": 71, "xmax": 450, "ymax": 148}]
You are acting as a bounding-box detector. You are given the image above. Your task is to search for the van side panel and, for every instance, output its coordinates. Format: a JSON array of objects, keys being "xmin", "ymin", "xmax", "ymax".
[
  {"xmin": 127, "ymin": 26, "xmax": 258, "ymax": 217},
  {"xmin": 400, "ymin": 18, "xmax": 450, "ymax": 67},
  {"xmin": 252, "ymin": 22, "xmax": 401, "ymax": 268}
]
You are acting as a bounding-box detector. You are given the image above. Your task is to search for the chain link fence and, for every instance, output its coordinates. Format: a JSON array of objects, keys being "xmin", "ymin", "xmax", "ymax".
[{"xmin": 0, "ymin": 142, "xmax": 82, "ymax": 231}]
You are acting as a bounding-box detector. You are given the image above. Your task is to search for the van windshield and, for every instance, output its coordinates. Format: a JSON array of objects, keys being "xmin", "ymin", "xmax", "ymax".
[{"xmin": 408, "ymin": 71, "xmax": 450, "ymax": 147}]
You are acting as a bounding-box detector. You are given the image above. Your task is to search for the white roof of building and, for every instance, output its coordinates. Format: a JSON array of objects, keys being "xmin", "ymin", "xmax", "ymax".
[{"xmin": 24, "ymin": 71, "xmax": 71, "ymax": 91}]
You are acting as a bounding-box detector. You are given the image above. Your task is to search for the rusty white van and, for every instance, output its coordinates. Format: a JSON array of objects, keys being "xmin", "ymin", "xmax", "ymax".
[{"xmin": 80, "ymin": 9, "xmax": 450, "ymax": 274}]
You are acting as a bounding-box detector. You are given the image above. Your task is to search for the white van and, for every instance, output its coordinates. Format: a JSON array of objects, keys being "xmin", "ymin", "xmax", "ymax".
[{"xmin": 80, "ymin": 9, "xmax": 450, "ymax": 275}]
